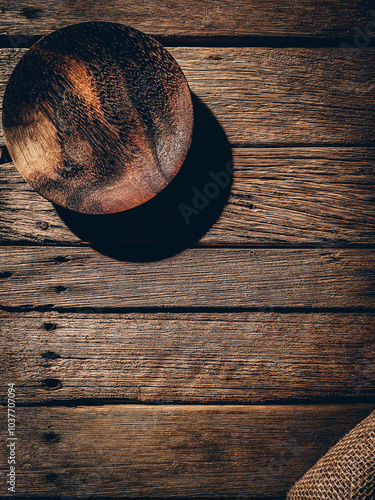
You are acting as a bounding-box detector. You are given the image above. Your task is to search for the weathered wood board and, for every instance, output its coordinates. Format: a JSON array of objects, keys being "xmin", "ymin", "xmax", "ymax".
[
  {"xmin": 0, "ymin": 404, "xmax": 373, "ymax": 498},
  {"xmin": 1, "ymin": 311, "xmax": 374, "ymax": 404},
  {"xmin": 1, "ymin": 48, "xmax": 375, "ymax": 147},
  {"xmin": 1, "ymin": 3, "xmax": 374, "ymax": 499},
  {"xmin": 0, "ymin": 0, "xmax": 372, "ymax": 38},
  {"xmin": 1, "ymin": 147, "xmax": 374, "ymax": 245},
  {"xmin": 0, "ymin": 247, "xmax": 374, "ymax": 309}
]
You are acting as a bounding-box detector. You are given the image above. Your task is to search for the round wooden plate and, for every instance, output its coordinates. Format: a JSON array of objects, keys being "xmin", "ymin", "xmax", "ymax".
[{"xmin": 2, "ymin": 22, "xmax": 194, "ymax": 214}]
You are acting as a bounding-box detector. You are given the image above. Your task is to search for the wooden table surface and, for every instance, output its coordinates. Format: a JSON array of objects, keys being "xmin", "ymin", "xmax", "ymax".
[{"xmin": 1, "ymin": 1, "xmax": 375, "ymax": 498}]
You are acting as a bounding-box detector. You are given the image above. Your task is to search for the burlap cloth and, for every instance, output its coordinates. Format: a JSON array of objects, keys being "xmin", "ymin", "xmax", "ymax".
[{"xmin": 287, "ymin": 410, "xmax": 375, "ymax": 499}]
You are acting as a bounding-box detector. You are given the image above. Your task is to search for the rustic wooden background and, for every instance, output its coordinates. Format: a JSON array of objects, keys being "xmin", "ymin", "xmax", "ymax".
[{"xmin": 1, "ymin": 1, "xmax": 375, "ymax": 498}]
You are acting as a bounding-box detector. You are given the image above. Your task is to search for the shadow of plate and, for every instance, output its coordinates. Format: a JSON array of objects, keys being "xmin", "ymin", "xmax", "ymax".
[{"xmin": 55, "ymin": 93, "xmax": 233, "ymax": 262}]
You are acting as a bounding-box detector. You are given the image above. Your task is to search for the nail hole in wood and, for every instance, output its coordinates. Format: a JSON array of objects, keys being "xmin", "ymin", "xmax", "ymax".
[
  {"xmin": 54, "ymin": 286, "xmax": 67, "ymax": 294},
  {"xmin": 42, "ymin": 378, "xmax": 62, "ymax": 390},
  {"xmin": 37, "ymin": 221, "xmax": 49, "ymax": 230},
  {"xmin": 22, "ymin": 7, "xmax": 43, "ymax": 19},
  {"xmin": 43, "ymin": 322, "xmax": 57, "ymax": 331},
  {"xmin": 54, "ymin": 256, "xmax": 70, "ymax": 264},
  {"xmin": 43, "ymin": 432, "xmax": 60, "ymax": 443},
  {"xmin": 42, "ymin": 351, "xmax": 61, "ymax": 360},
  {"xmin": 0, "ymin": 272, "xmax": 13, "ymax": 279},
  {"xmin": 46, "ymin": 473, "xmax": 58, "ymax": 482}
]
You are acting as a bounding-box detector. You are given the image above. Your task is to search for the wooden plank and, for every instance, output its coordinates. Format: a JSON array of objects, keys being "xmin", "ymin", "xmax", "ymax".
[
  {"xmin": 1, "ymin": 48, "xmax": 375, "ymax": 147},
  {"xmin": 0, "ymin": 0, "xmax": 372, "ymax": 38},
  {"xmin": 0, "ymin": 404, "xmax": 373, "ymax": 498},
  {"xmin": 1, "ymin": 147, "xmax": 375, "ymax": 245},
  {"xmin": 0, "ymin": 247, "xmax": 374, "ymax": 309},
  {"xmin": 287, "ymin": 409, "xmax": 375, "ymax": 500},
  {"xmin": 1, "ymin": 311, "xmax": 375, "ymax": 404}
]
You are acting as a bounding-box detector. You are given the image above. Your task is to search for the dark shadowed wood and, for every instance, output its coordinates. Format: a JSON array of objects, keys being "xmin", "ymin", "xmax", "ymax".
[
  {"xmin": 0, "ymin": 247, "xmax": 374, "ymax": 309},
  {"xmin": 1, "ymin": 147, "xmax": 374, "ymax": 245},
  {"xmin": 1, "ymin": 47, "xmax": 375, "ymax": 147},
  {"xmin": 1, "ymin": 311, "xmax": 375, "ymax": 404},
  {"xmin": 0, "ymin": 404, "xmax": 373, "ymax": 498},
  {"xmin": 2, "ymin": 23, "xmax": 193, "ymax": 214},
  {"xmin": 0, "ymin": 0, "xmax": 372, "ymax": 38}
]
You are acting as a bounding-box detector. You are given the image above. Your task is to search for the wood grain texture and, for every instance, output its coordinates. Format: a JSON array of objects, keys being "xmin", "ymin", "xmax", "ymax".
[
  {"xmin": 1, "ymin": 47, "xmax": 375, "ymax": 147},
  {"xmin": 1, "ymin": 311, "xmax": 375, "ymax": 404},
  {"xmin": 1, "ymin": 147, "xmax": 375, "ymax": 245},
  {"xmin": 0, "ymin": 247, "xmax": 374, "ymax": 309},
  {"xmin": 0, "ymin": 6, "xmax": 374, "ymax": 500},
  {"xmin": 0, "ymin": 0, "xmax": 372, "ymax": 38},
  {"xmin": 287, "ymin": 409, "xmax": 375, "ymax": 500},
  {"xmin": 0, "ymin": 404, "xmax": 373, "ymax": 498},
  {"xmin": 2, "ymin": 23, "xmax": 193, "ymax": 214}
]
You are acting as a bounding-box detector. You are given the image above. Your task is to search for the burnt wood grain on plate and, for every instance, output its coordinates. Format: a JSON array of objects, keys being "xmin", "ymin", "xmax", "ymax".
[
  {"xmin": 0, "ymin": 404, "xmax": 373, "ymax": 498},
  {"xmin": 2, "ymin": 23, "xmax": 193, "ymax": 214},
  {"xmin": 0, "ymin": 0, "xmax": 372, "ymax": 39},
  {"xmin": 0, "ymin": 247, "xmax": 374, "ymax": 309},
  {"xmin": 1, "ymin": 311, "xmax": 374, "ymax": 404},
  {"xmin": 1, "ymin": 147, "xmax": 374, "ymax": 245},
  {"xmin": 1, "ymin": 47, "xmax": 375, "ymax": 147}
]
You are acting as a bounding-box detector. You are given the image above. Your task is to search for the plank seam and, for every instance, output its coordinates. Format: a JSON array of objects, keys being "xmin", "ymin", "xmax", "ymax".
[
  {"xmin": 230, "ymin": 143, "xmax": 375, "ymax": 149},
  {"xmin": 1, "ymin": 35, "xmax": 374, "ymax": 49},
  {"xmin": 1, "ymin": 305, "xmax": 375, "ymax": 314},
  {"xmin": 1, "ymin": 243, "xmax": 374, "ymax": 249},
  {"xmin": 2, "ymin": 145, "xmax": 375, "ymax": 166},
  {"xmin": 2, "ymin": 397, "xmax": 375, "ymax": 409}
]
